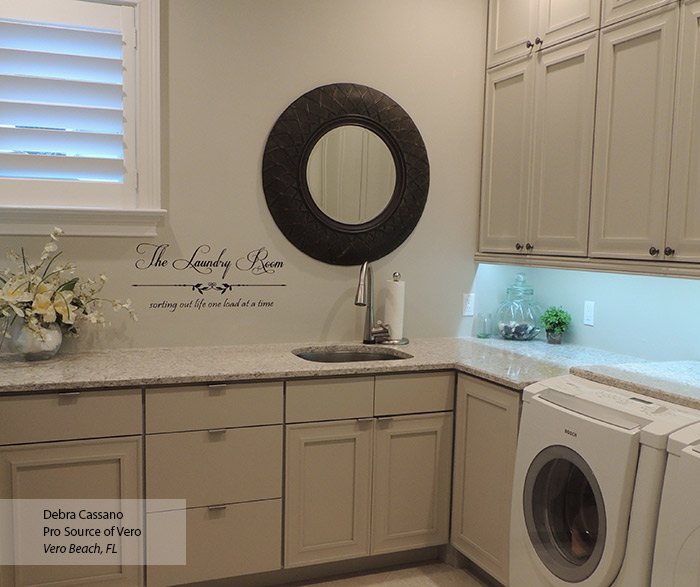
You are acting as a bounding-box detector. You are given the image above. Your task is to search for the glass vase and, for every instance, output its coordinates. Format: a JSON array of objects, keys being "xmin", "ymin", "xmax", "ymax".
[{"xmin": 8, "ymin": 320, "xmax": 63, "ymax": 361}]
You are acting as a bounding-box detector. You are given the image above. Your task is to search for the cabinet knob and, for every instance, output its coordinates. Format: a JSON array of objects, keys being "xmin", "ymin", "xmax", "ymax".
[
  {"xmin": 515, "ymin": 242, "xmax": 524, "ymax": 251},
  {"xmin": 526, "ymin": 40, "xmax": 534, "ymax": 49},
  {"xmin": 535, "ymin": 36, "xmax": 543, "ymax": 46},
  {"xmin": 525, "ymin": 242, "xmax": 534, "ymax": 251},
  {"xmin": 649, "ymin": 246, "xmax": 660, "ymax": 256},
  {"xmin": 664, "ymin": 246, "xmax": 676, "ymax": 256}
]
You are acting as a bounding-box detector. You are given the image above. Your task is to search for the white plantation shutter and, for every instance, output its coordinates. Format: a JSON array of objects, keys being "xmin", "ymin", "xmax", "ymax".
[{"xmin": 0, "ymin": 0, "xmax": 136, "ymax": 208}]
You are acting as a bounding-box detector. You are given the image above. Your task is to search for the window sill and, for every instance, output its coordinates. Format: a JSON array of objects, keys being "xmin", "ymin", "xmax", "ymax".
[{"xmin": 0, "ymin": 206, "xmax": 167, "ymax": 237}]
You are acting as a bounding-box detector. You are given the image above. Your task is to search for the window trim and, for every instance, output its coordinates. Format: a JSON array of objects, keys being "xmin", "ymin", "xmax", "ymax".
[{"xmin": 0, "ymin": 0, "xmax": 164, "ymax": 237}]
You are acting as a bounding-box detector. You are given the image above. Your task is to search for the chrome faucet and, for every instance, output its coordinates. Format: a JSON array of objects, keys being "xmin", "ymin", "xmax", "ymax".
[{"xmin": 355, "ymin": 261, "xmax": 391, "ymax": 344}]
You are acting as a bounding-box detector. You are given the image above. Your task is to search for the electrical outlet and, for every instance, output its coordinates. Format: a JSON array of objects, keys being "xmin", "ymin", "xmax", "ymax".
[
  {"xmin": 583, "ymin": 301, "xmax": 595, "ymax": 326},
  {"xmin": 463, "ymin": 293, "xmax": 475, "ymax": 317}
]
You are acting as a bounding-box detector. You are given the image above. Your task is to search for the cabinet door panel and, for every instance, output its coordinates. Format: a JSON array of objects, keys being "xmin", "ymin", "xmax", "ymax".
[
  {"xmin": 147, "ymin": 499, "xmax": 282, "ymax": 587},
  {"xmin": 286, "ymin": 377, "xmax": 374, "ymax": 423},
  {"xmin": 479, "ymin": 57, "xmax": 534, "ymax": 254},
  {"xmin": 529, "ymin": 34, "xmax": 598, "ymax": 255},
  {"xmin": 372, "ymin": 413, "xmax": 453, "ymax": 554},
  {"xmin": 146, "ymin": 381, "xmax": 282, "ymax": 433},
  {"xmin": 590, "ymin": 6, "xmax": 678, "ymax": 259},
  {"xmin": 602, "ymin": 0, "xmax": 675, "ymax": 26},
  {"xmin": 146, "ymin": 425, "xmax": 282, "ymax": 509},
  {"xmin": 285, "ymin": 420, "xmax": 372, "ymax": 568},
  {"xmin": 0, "ymin": 437, "xmax": 142, "ymax": 587},
  {"xmin": 451, "ymin": 375, "xmax": 520, "ymax": 586},
  {"xmin": 374, "ymin": 372, "xmax": 454, "ymax": 416},
  {"xmin": 666, "ymin": 0, "xmax": 700, "ymax": 262},
  {"xmin": 487, "ymin": 0, "xmax": 537, "ymax": 67},
  {"xmin": 538, "ymin": 0, "xmax": 600, "ymax": 47},
  {"xmin": 0, "ymin": 389, "xmax": 141, "ymax": 446}
]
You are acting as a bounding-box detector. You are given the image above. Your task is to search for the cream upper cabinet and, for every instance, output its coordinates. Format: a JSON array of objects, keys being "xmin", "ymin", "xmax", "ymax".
[
  {"xmin": 487, "ymin": 0, "xmax": 600, "ymax": 67},
  {"xmin": 589, "ymin": 5, "xmax": 679, "ymax": 260},
  {"xmin": 450, "ymin": 375, "xmax": 520, "ymax": 587},
  {"xmin": 602, "ymin": 0, "xmax": 676, "ymax": 26},
  {"xmin": 480, "ymin": 56, "xmax": 534, "ymax": 254},
  {"xmin": 666, "ymin": 0, "xmax": 700, "ymax": 262},
  {"xmin": 480, "ymin": 33, "xmax": 598, "ymax": 256}
]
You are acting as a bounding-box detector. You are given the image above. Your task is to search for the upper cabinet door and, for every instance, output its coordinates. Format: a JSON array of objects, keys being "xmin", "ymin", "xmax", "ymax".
[
  {"xmin": 488, "ymin": 0, "xmax": 538, "ymax": 67},
  {"xmin": 488, "ymin": 0, "xmax": 600, "ymax": 67},
  {"xmin": 537, "ymin": 0, "xmax": 601, "ymax": 47},
  {"xmin": 666, "ymin": 0, "xmax": 700, "ymax": 262},
  {"xmin": 589, "ymin": 5, "xmax": 678, "ymax": 260},
  {"xmin": 479, "ymin": 57, "xmax": 535, "ymax": 254},
  {"xmin": 602, "ymin": 0, "xmax": 676, "ymax": 26},
  {"xmin": 528, "ymin": 33, "xmax": 599, "ymax": 256}
]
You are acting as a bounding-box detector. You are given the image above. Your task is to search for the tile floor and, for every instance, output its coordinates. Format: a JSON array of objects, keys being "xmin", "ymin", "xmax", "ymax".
[{"xmin": 287, "ymin": 562, "xmax": 493, "ymax": 586}]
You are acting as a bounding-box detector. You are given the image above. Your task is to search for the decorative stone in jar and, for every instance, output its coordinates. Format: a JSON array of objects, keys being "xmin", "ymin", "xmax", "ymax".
[{"xmin": 495, "ymin": 273, "xmax": 542, "ymax": 341}]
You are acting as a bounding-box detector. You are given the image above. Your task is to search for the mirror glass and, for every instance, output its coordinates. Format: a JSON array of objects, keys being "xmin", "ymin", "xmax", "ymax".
[{"xmin": 306, "ymin": 125, "xmax": 396, "ymax": 225}]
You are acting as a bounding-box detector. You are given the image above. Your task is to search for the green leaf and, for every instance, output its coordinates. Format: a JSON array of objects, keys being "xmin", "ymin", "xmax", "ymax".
[{"xmin": 56, "ymin": 277, "xmax": 79, "ymax": 293}]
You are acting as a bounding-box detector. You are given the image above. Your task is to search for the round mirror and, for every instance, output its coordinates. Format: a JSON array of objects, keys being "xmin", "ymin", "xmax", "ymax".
[
  {"xmin": 306, "ymin": 125, "xmax": 396, "ymax": 225},
  {"xmin": 262, "ymin": 83, "xmax": 429, "ymax": 266}
]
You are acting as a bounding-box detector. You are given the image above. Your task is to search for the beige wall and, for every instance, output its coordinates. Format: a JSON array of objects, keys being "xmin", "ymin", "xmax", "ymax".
[{"xmin": 1, "ymin": 0, "xmax": 487, "ymax": 351}]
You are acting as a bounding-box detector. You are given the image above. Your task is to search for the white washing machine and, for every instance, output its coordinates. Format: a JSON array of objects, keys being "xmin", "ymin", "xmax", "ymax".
[
  {"xmin": 510, "ymin": 375, "xmax": 700, "ymax": 587},
  {"xmin": 652, "ymin": 421, "xmax": 700, "ymax": 586}
]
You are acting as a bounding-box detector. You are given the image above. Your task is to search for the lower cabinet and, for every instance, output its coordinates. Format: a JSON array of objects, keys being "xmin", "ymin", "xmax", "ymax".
[
  {"xmin": 144, "ymin": 381, "xmax": 284, "ymax": 587},
  {"xmin": 146, "ymin": 500, "xmax": 282, "ymax": 587},
  {"xmin": 0, "ymin": 389, "xmax": 143, "ymax": 587},
  {"xmin": 450, "ymin": 374, "xmax": 521, "ymax": 586},
  {"xmin": 372, "ymin": 413, "xmax": 453, "ymax": 555},
  {"xmin": 285, "ymin": 419, "xmax": 373, "ymax": 566},
  {"xmin": 284, "ymin": 373, "xmax": 454, "ymax": 568}
]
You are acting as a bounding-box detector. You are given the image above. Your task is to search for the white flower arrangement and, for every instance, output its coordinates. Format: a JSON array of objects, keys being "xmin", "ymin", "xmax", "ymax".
[{"xmin": 0, "ymin": 227, "xmax": 137, "ymax": 353}]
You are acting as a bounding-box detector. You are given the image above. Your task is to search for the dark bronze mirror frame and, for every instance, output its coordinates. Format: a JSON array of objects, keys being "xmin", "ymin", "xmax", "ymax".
[{"xmin": 262, "ymin": 83, "xmax": 429, "ymax": 265}]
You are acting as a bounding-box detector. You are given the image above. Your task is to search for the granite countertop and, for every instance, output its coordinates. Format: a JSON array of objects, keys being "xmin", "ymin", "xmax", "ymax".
[
  {"xmin": 0, "ymin": 336, "xmax": 652, "ymax": 394},
  {"xmin": 571, "ymin": 362, "xmax": 700, "ymax": 409}
]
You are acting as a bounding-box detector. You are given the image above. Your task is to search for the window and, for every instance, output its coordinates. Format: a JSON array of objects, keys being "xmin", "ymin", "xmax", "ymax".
[{"xmin": 0, "ymin": 0, "xmax": 163, "ymax": 236}]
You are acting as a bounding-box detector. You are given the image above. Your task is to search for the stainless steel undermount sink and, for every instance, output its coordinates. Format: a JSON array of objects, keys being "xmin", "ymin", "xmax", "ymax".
[{"xmin": 292, "ymin": 346, "xmax": 413, "ymax": 363}]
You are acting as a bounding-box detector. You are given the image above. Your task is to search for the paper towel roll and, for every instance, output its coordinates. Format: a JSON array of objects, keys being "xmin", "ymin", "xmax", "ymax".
[{"xmin": 384, "ymin": 277, "xmax": 405, "ymax": 340}]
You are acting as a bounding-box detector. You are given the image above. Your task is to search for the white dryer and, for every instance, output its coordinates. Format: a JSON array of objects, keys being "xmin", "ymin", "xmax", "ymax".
[
  {"xmin": 652, "ymin": 421, "xmax": 700, "ymax": 586},
  {"xmin": 510, "ymin": 375, "xmax": 699, "ymax": 587}
]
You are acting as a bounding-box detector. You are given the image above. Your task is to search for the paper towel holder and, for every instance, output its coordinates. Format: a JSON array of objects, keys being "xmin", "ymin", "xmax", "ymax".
[{"xmin": 379, "ymin": 272, "xmax": 409, "ymax": 346}]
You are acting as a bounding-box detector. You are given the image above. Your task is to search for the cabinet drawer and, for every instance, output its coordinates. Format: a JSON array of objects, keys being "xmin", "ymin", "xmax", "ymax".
[
  {"xmin": 0, "ymin": 389, "xmax": 141, "ymax": 446},
  {"xmin": 145, "ymin": 381, "xmax": 283, "ymax": 433},
  {"xmin": 286, "ymin": 377, "xmax": 374, "ymax": 423},
  {"xmin": 374, "ymin": 372, "xmax": 454, "ymax": 416},
  {"xmin": 146, "ymin": 425, "xmax": 282, "ymax": 508},
  {"xmin": 147, "ymin": 498, "xmax": 282, "ymax": 587}
]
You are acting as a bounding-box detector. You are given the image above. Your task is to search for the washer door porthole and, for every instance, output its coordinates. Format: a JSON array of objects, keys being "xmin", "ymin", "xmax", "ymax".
[{"xmin": 523, "ymin": 445, "xmax": 606, "ymax": 582}]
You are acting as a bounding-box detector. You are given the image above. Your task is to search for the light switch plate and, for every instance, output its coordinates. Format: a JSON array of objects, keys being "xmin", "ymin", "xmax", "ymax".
[{"xmin": 583, "ymin": 301, "xmax": 595, "ymax": 326}]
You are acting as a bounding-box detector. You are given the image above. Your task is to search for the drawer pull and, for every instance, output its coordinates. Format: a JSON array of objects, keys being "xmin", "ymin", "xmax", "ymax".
[
  {"xmin": 207, "ymin": 504, "xmax": 227, "ymax": 511},
  {"xmin": 207, "ymin": 383, "xmax": 227, "ymax": 395},
  {"xmin": 208, "ymin": 428, "xmax": 227, "ymax": 435},
  {"xmin": 58, "ymin": 392, "xmax": 81, "ymax": 397}
]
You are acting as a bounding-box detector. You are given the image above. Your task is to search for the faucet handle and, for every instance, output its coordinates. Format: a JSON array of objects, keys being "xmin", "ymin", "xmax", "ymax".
[{"xmin": 372, "ymin": 320, "xmax": 392, "ymax": 342}]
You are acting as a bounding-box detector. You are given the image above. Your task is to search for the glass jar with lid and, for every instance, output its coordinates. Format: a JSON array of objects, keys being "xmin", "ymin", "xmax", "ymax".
[{"xmin": 495, "ymin": 272, "xmax": 542, "ymax": 340}]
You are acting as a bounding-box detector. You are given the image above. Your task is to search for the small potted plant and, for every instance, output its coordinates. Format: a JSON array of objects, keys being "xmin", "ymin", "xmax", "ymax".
[{"xmin": 540, "ymin": 306, "xmax": 571, "ymax": 344}]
